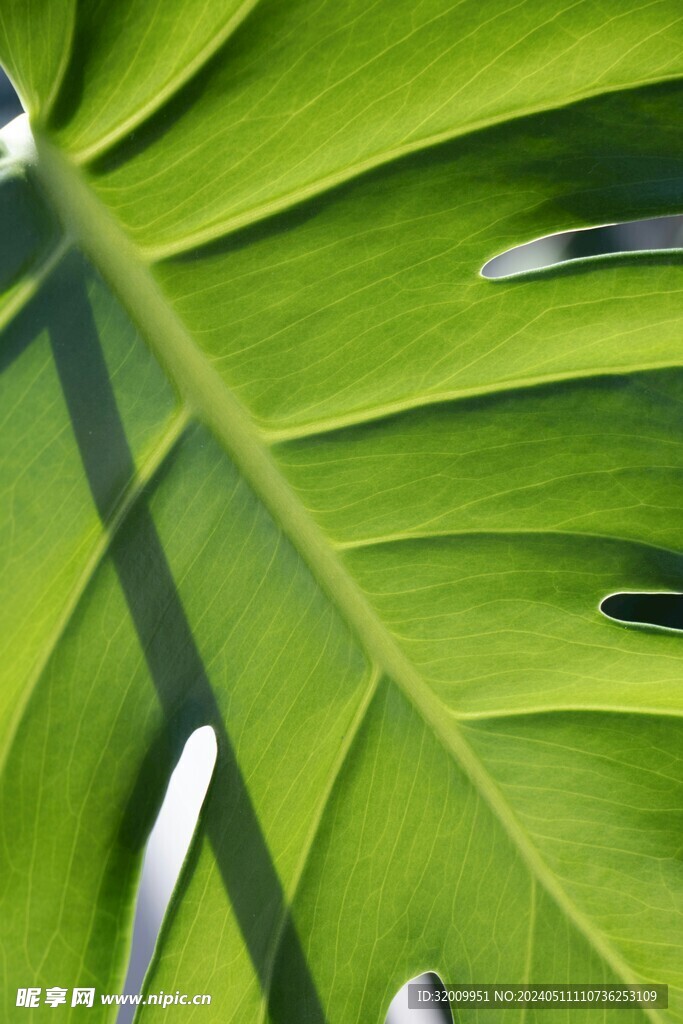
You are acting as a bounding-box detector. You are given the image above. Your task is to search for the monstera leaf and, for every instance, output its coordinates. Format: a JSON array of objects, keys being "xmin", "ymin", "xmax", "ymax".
[{"xmin": 1, "ymin": 1, "xmax": 682, "ymax": 1021}]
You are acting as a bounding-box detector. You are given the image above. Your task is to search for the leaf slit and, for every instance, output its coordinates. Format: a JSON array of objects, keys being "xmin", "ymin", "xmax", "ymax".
[
  {"xmin": 482, "ymin": 214, "xmax": 683, "ymax": 279},
  {"xmin": 600, "ymin": 592, "xmax": 683, "ymax": 632},
  {"xmin": 385, "ymin": 972, "xmax": 453, "ymax": 1024},
  {"xmin": 0, "ymin": 67, "xmax": 22, "ymax": 130},
  {"xmin": 116, "ymin": 726, "xmax": 217, "ymax": 1024}
]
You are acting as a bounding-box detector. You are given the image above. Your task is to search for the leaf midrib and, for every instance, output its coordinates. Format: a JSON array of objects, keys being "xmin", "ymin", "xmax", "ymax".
[{"xmin": 21, "ymin": 121, "xmax": 663, "ymax": 1021}]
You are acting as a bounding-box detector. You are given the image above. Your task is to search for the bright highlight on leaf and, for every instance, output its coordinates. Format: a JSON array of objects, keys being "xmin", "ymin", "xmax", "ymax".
[{"xmin": 0, "ymin": 2, "xmax": 682, "ymax": 1023}]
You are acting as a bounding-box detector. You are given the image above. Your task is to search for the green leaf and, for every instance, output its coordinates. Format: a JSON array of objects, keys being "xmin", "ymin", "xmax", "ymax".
[{"xmin": 1, "ymin": 2, "xmax": 682, "ymax": 1022}]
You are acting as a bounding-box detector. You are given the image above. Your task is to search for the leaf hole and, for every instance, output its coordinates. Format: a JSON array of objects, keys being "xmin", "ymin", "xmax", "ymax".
[
  {"xmin": 116, "ymin": 726, "xmax": 217, "ymax": 1024},
  {"xmin": 481, "ymin": 214, "xmax": 683, "ymax": 279},
  {"xmin": 0, "ymin": 67, "xmax": 22, "ymax": 130},
  {"xmin": 600, "ymin": 592, "xmax": 683, "ymax": 632},
  {"xmin": 385, "ymin": 972, "xmax": 453, "ymax": 1024}
]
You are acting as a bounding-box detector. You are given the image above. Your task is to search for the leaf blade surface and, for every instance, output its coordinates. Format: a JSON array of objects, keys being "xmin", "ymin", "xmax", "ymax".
[{"xmin": 0, "ymin": 3, "xmax": 682, "ymax": 1021}]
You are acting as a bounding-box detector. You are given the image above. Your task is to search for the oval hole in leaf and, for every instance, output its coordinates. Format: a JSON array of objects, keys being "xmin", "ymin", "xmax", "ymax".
[
  {"xmin": 116, "ymin": 726, "xmax": 217, "ymax": 1024},
  {"xmin": 385, "ymin": 972, "xmax": 453, "ymax": 1024},
  {"xmin": 600, "ymin": 592, "xmax": 683, "ymax": 632},
  {"xmin": 482, "ymin": 214, "xmax": 683, "ymax": 278}
]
